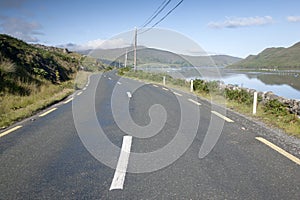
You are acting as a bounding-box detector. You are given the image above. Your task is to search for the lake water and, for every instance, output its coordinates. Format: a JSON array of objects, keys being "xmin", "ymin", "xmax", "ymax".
[{"xmin": 143, "ymin": 67, "xmax": 300, "ymax": 100}]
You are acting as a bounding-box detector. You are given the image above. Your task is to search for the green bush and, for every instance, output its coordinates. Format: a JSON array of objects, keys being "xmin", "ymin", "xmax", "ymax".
[
  {"xmin": 225, "ymin": 88, "xmax": 253, "ymax": 105},
  {"xmin": 193, "ymin": 79, "xmax": 209, "ymax": 93},
  {"xmin": 264, "ymin": 99, "xmax": 289, "ymax": 116}
]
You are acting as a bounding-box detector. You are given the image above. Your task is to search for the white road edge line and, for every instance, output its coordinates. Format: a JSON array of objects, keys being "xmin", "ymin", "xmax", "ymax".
[
  {"xmin": 162, "ymin": 87, "xmax": 169, "ymax": 91},
  {"xmin": 211, "ymin": 111, "xmax": 234, "ymax": 123},
  {"xmin": 0, "ymin": 125, "xmax": 22, "ymax": 138},
  {"xmin": 126, "ymin": 92, "xmax": 132, "ymax": 98},
  {"xmin": 39, "ymin": 108, "xmax": 57, "ymax": 117},
  {"xmin": 108, "ymin": 77, "xmax": 112, "ymax": 80},
  {"xmin": 152, "ymin": 84, "xmax": 158, "ymax": 87},
  {"xmin": 117, "ymin": 82, "xmax": 122, "ymax": 85},
  {"xmin": 110, "ymin": 136, "xmax": 133, "ymax": 190},
  {"xmin": 173, "ymin": 92, "xmax": 182, "ymax": 96},
  {"xmin": 188, "ymin": 98, "xmax": 201, "ymax": 106},
  {"xmin": 255, "ymin": 137, "xmax": 300, "ymax": 166},
  {"xmin": 63, "ymin": 97, "xmax": 73, "ymax": 104},
  {"xmin": 77, "ymin": 91, "xmax": 82, "ymax": 96}
]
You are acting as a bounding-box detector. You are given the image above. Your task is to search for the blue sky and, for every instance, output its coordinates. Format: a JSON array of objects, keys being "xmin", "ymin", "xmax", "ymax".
[{"xmin": 0, "ymin": 0, "xmax": 300, "ymax": 58}]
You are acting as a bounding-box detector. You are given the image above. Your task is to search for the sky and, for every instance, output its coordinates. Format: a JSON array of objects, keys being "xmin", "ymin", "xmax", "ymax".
[{"xmin": 0, "ymin": 0, "xmax": 300, "ymax": 58}]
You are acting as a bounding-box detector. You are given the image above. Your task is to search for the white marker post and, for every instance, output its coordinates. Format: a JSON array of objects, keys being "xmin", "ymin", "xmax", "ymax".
[
  {"xmin": 163, "ymin": 76, "xmax": 166, "ymax": 86},
  {"xmin": 253, "ymin": 92, "xmax": 258, "ymax": 115},
  {"xmin": 190, "ymin": 79, "xmax": 194, "ymax": 92}
]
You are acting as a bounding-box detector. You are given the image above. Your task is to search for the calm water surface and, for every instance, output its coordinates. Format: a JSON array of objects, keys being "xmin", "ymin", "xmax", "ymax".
[{"xmin": 144, "ymin": 67, "xmax": 300, "ymax": 100}]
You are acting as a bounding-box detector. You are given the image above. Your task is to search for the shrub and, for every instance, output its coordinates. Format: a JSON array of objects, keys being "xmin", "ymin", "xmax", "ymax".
[
  {"xmin": 264, "ymin": 99, "xmax": 289, "ymax": 116},
  {"xmin": 225, "ymin": 88, "xmax": 253, "ymax": 105},
  {"xmin": 193, "ymin": 79, "xmax": 209, "ymax": 93}
]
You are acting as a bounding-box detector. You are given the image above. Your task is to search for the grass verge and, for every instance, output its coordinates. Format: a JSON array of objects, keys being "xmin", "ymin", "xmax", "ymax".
[{"xmin": 0, "ymin": 80, "xmax": 74, "ymax": 128}]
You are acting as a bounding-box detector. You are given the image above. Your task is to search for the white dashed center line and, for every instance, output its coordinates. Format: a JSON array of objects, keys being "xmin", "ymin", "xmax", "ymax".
[
  {"xmin": 126, "ymin": 92, "xmax": 132, "ymax": 98},
  {"xmin": 211, "ymin": 111, "xmax": 234, "ymax": 122},
  {"xmin": 188, "ymin": 98, "xmax": 201, "ymax": 106},
  {"xmin": 110, "ymin": 136, "xmax": 132, "ymax": 190},
  {"xmin": 173, "ymin": 92, "xmax": 182, "ymax": 96}
]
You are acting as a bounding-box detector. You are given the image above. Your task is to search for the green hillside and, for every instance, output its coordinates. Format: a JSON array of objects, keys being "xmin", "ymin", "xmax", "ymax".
[
  {"xmin": 0, "ymin": 34, "xmax": 82, "ymax": 127},
  {"xmin": 81, "ymin": 47, "xmax": 241, "ymax": 67},
  {"xmin": 228, "ymin": 42, "xmax": 300, "ymax": 69}
]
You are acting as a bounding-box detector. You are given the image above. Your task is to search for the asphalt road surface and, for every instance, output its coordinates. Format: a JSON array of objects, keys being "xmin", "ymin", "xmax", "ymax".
[{"xmin": 0, "ymin": 70, "xmax": 299, "ymax": 199}]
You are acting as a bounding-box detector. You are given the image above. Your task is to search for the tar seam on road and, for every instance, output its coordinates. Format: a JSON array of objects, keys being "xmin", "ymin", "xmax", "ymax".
[
  {"xmin": 110, "ymin": 136, "xmax": 133, "ymax": 190},
  {"xmin": 256, "ymin": 137, "xmax": 300, "ymax": 165},
  {"xmin": 39, "ymin": 108, "xmax": 57, "ymax": 117},
  {"xmin": 188, "ymin": 98, "xmax": 201, "ymax": 106},
  {"xmin": 211, "ymin": 111, "xmax": 234, "ymax": 122},
  {"xmin": 0, "ymin": 125, "xmax": 22, "ymax": 138}
]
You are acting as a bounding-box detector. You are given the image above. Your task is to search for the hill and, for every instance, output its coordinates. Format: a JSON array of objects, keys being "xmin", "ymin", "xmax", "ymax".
[
  {"xmin": 79, "ymin": 47, "xmax": 241, "ymax": 67},
  {"xmin": 0, "ymin": 34, "xmax": 81, "ymax": 85},
  {"xmin": 0, "ymin": 34, "xmax": 83, "ymax": 127},
  {"xmin": 228, "ymin": 42, "xmax": 300, "ymax": 69}
]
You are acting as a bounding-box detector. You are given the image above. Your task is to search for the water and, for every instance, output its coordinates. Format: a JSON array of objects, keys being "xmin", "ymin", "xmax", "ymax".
[
  {"xmin": 143, "ymin": 67, "xmax": 300, "ymax": 100},
  {"xmin": 213, "ymin": 73, "xmax": 300, "ymax": 100}
]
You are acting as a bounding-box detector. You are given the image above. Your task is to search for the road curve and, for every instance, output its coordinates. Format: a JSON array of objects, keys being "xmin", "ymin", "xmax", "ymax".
[{"xmin": 0, "ymin": 70, "xmax": 299, "ymax": 199}]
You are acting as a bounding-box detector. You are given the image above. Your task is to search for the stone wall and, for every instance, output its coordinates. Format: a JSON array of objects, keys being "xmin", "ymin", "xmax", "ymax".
[{"xmin": 219, "ymin": 83, "xmax": 300, "ymax": 116}]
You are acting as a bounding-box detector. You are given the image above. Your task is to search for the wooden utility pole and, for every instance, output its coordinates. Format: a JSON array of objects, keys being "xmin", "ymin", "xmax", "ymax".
[
  {"xmin": 133, "ymin": 27, "xmax": 137, "ymax": 71},
  {"xmin": 124, "ymin": 49, "xmax": 127, "ymax": 68}
]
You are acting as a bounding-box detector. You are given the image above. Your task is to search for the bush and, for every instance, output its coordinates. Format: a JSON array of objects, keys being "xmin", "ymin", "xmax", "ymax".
[
  {"xmin": 264, "ymin": 99, "xmax": 289, "ymax": 116},
  {"xmin": 225, "ymin": 88, "xmax": 253, "ymax": 105},
  {"xmin": 193, "ymin": 79, "xmax": 209, "ymax": 93}
]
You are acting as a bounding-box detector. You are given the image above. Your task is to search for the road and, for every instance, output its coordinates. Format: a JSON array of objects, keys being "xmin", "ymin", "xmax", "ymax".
[{"xmin": 0, "ymin": 70, "xmax": 299, "ymax": 199}]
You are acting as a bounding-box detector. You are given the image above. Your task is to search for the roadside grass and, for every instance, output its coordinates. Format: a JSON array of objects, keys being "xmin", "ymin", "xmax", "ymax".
[
  {"xmin": 0, "ymin": 80, "xmax": 74, "ymax": 128},
  {"xmin": 121, "ymin": 69, "xmax": 300, "ymax": 138},
  {"xmin": 74, "ymin": 71, "xmax": 92, "ymax": 89},
  {"xmin": 0, "ymin": 69, "xmax": 103, "ymax": 129}
]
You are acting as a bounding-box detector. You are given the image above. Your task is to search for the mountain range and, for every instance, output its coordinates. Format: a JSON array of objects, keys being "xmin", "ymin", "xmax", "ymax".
[
  {"xmin": 78, "ymin": 46, "xmax": 241, "ymax": 67},
  {"xmin": 228, "ymin": 42, "xmax": 300, "ymax": 69}
]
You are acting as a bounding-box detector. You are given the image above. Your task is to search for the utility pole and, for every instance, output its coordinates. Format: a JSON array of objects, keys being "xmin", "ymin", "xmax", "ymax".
[
  {"xmin": 124, "ymin": 49, "xmax": 127, "ymax": 68},
  {"xmin": 133, "ymin": 27, "xmax": 137, "ymax": 71}
]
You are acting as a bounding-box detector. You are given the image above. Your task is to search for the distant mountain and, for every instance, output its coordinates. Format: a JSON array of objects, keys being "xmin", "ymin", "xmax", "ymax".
[
  {"xmin": 228, "ymin": 42, "xmax": 300, "ymax": 69},
  {"xmin": 78, "ymin": 46, "xmax": 241, "ymax": 67}
]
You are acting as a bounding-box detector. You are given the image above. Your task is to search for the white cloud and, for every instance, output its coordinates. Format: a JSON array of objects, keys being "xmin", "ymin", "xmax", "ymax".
[
  {"xmin": 59, "ymin": 38, "xmax": 129, "ymax": 51},
  {"xmin": 287, "ymin": 16, "xmax": 300, "ymax": 22},
  {"xmin": 208, "ymin": 16, "xmax": 274, "ymax": 29},
  {"xmin": 84, "ymin": 38, "xmax": 128, "ymax": 49},
  {"xmin": 0, "ymin": 16, "xmax": 43, "ymax": 42}
]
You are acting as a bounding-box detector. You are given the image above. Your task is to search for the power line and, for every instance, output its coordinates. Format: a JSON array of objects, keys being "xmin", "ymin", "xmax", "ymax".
[
  {"xmin": 140, "ymin": 0, "xmax": 171, "ymax": 28},
  {"xmin": 138, "ymin": 0, "xmax": 184, "ymax": 35}
]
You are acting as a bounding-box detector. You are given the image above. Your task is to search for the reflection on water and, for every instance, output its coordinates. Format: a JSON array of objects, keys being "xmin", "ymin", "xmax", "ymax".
[{"xmin": 143, "ymin": 67, "xmax": 300, "ymax": 100}]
